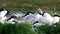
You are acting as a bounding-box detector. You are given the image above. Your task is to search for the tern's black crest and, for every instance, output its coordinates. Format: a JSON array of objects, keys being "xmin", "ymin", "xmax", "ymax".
[
  {"xmin": 54, "ymin": 14, "xmax": 60, "ymax": 17},
  {"xmin": 42, "ymin": 11, "xmax": 45, "ymax": 16},
  {"xmin": 39, "ymin": 13, "xmax": 42, "ymax": 15},
  {"xmin": 13, "ymin": 20, "xmax": 18, "ymax": 23},
  {"xmin": 0, "ymin": 9, "xmax": 4, "ymax": 12},
  {"xmin": 11, "ymin": 16, "xmax": 17, "ymax": 18},
  {"xmin": 33, "ymin": 21, "xmax": 38, "ymax": 25},
  {"xmin": 7, "ymin": 16, "xmax": 17, "ymax": 20},
  {"xmin": 23, "ymin": 12, "xmax": 33, "ymax": 17}
]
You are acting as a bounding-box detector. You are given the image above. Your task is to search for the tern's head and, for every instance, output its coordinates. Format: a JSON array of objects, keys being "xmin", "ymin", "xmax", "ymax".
[
  {"xmin": 7, "ymin": 16, "xmax": 17, "ymax": 20},
  {"xmin": 23, "ymin": 12, "xmax": 33, "ymax": 17},
  {"xmin": 33, "ymin": 21, "xmax": 38, "ymax": 25},
  {"xmin": 0, "ymin": 8, "xmax": 4, "ymax": 11},
  {"xmin": 26, "ymin": 12, "xmax": 34, "ymax": 14},
  {"xmin": 54, "ymin": 14, "xmax": 60, "ymax": 17},
  {"xmin": 42, "ymin": 11, "xmax": 45, "ymax": 16}
]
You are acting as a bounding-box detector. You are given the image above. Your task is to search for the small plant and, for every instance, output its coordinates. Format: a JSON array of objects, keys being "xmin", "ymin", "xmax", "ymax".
[
  {"xmin": 37, "ymin": 22, "xmax": 60, "ymax": 34},
  {"xmin": 0, "ymin": 23, "xmax": 36, "ymax": 34},
  {"xmin": 0, "ymin": 22, "xmax": 60, "ymax": 34}
]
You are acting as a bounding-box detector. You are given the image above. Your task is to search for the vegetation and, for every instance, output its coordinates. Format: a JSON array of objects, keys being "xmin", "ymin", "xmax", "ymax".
[
  {"xmin": 0, "ymin": 23, "xmax": 36, "ymax": 34},
  {"xmin": 37, "ymin": 23, "xmax": 60, "ymax": 34},
  {"xmin": 0, "ymin": 22, "xmax": 60, "ymax": 34},
  {"xmin": 0, "ymin": 0, "xmax": 60, "ymax": 34},
  {"xmin": 0, "ymin": 0, "xmax": 60, "ymax": 13}
]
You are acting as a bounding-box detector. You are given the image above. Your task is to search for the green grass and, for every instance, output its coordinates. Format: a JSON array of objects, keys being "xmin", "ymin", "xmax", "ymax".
[
  {"xmin": 0, "ymin": 0, "xmax": 60, "ymax": 13},
  {"xmin": 0, "ymin": 23, "xmax": 37, "ymax": 34},
  {"xmin": 0, "ymin": 22, "xmax": 60, "ymax": 34},
  {"xmin": 37, "ymin": 23, "xmax": 60, "ymax": 34}
]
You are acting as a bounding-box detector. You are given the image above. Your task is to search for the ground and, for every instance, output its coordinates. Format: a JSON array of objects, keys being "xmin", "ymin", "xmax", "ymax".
[{"xmin": 0, "ymin": 0, "xmax": 60, "ymax": 13}]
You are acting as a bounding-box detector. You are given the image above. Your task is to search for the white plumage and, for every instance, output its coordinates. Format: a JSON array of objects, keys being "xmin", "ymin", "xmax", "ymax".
[
  {"xmin": 0, "ymin": 8, "xmax": 59, "ymax": 25},
  {"xmin": 43, "ymin": 13, "xmax": 53, "ymax": 25},
  {"xmin": 0, "ymin": 9, "xmax": 7, "ymax": 17},
  {"xmin": 34, "ymin": 13, "xmax": 43, "ymax": 21},
  {"xmin": 53, "ymin": 16, "xmax": 60, "ymax": 24},
  {"xmin": 23, "ymin": 13, "xmax": 35, "ymax": 24},
  {"xmin": 33, "ymin": 23, "xmax": 46, "ymax": 27},
  {"xmin": 0, "ymin": 9, "xmax": 8, "ymax": 23},
  {"xmin": 7, "ymin": 18, "xmax": 17, "ymax": 24}
]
